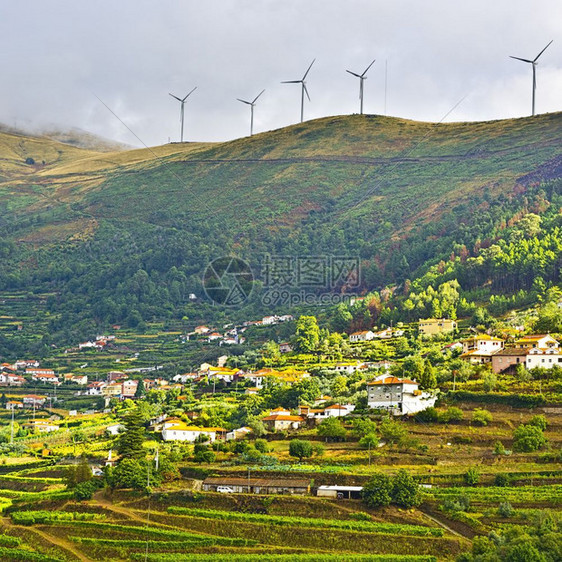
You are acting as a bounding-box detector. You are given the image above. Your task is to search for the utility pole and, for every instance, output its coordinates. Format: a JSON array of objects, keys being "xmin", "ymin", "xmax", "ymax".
[{"xmin": 10, "ymin": 406, "xmax": 15, "ymax": 444}]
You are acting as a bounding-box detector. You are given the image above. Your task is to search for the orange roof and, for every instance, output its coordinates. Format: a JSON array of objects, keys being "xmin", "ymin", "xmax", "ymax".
[
  {"xmin": 262, "ymin": 414, "xmax": 303, "ymax": 422},
  {"xmin": 367, "ymin": 377, "xmax": 418, "ymax": 386}
]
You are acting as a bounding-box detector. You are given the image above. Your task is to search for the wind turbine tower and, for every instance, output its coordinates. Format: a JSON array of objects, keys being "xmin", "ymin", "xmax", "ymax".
[
  {"xmin": 510, "ymin": 40, "xmax": 553, "ymax": 116},
  {"xmin": 346, "ymin": 59, "xmax": 376, "ymax": 114},
  {"xmin": 237, "ymin": 89, "xmax": 265, "ymax": 136},
  {"xmin": 282, "ymin": 59, "xmax": 315, "ymax": 123},
  {"xmin": 169, "ymin": 87, "xmax": 197, "ymax": 142}
]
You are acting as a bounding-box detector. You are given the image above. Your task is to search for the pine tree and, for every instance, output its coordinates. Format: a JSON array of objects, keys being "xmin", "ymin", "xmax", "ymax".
[{"xmin": 117, "ymin": 408, "xmax": 146, "ymax": 459}]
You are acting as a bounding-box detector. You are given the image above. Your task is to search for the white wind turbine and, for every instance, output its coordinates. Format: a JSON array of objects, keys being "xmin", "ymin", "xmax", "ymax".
[
  {"xmin": 510, "ymin": 40, "xmax": 553, "ymax": 116},
  {"xmin": 346, "ymin": 59, "xmax": 376, "ymax": 114},
  {"xmin": 169, "ymin": 87, "xmax": 197, "ymax": 142},
  {"xmin": 236, "ymin": 89, "xmax": 265, "ymax": 136},
  {"xmin": 282, "ymin": 59, "xmax": 315, "ymax": 123}
]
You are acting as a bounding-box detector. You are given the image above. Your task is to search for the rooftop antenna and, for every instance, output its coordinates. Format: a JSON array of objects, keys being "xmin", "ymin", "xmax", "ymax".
[
  {"xmin": 236, "ymin": 89, "xmax": 265, "ymax": 136},
  {"xmin": 346, "ymin": 58, "xmax": 376, "ymax": 114},
  {"xmin": 282, "ymin": 59, "xmax": 315, "ymax": 123},
  {"xmin": 169, "ymin": 87, "xmax": 197, "ymax": 142},
  {"xmin": 510, "ymin": 40, "xmax": 553, "ymax": 116}
]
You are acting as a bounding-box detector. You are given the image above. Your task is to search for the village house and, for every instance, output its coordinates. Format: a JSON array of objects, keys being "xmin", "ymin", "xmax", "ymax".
[
  {"xmin": 491, "ymin": 347, "xmax": 530, "ymax": 374},
  {"xmin": 349, "ymin": 330, "xmax": 375, "ymax": 343},
  {"xmin": 85, "ymin": 381, "xmax": 107, "ymax": 395},
  {"xmin": 244, "ymin": 386, "xmax": 260, "ymax": 395},
  {"xmin": 279, "ymin": 342, "xmax": 293, "ymax": 353},
  {"xmin": 161, "ymin": 418, "xmax": 225, "ymax": 442},
  {"xmin": 0, "ymin": 373, "xmax": 25, "ymax": 386},
  {"xmin": 333, "ymin": 361, "xmax": 367, "ymax": 374},
  {"xmin": 226, "ymin": 426, "xmax": 252, "ymax": 441},
  {"xmin": 460, "ymin": 335, "xmax": 504, "ymax": 364},
  {"xmin": 202, "ymin": 476, "xmax": 310, "ymax": 495},
  {"xmin": 106, "ymin": 423, "xmax": 125, "ymax": 436},
  {"xmin": 14, "ymin": 359, "xmax": 40, "ymax": 369},
  {"xmin": 514, "ymin": 334, "xmax": 559, "ymax": 349},
  {"xmin": 262, "ymin": 413, "xmax": 303, "ymax": 431},
  {"xmin": 525, "ymin": 347, "xmax": 562, "ymax": 370},
  {"xmin": 367, "ymin": 376, "xmax": 436, "ymax": 416},
  {"xmin": 101, "ymin": 382, "xmax": 122, "ymax": 398},
  {"xmin": 121, "ymin": 379, "xmax": 139, "ymax": 398},
  {"xmin": 194, "ymin": 325, "xmax": 211, "ymax": 335},
  {"xmin": 373, "ymin": 328, "xmax": 394, "ymax": 339},
  {"xmin": 207, "ymin": 332, "xmax": 222, "ymax": 342},
  {"xmin": 22, "ymin": 395, "xmax": 47, "ymax": 407},
  {"xmin": 418, "ymin": 318, "xmax": 457, "ymax": 337},
  {"xmin": 5, "ymin": 400, "xmax": 23, "ymax": 410},
  {"xmin": 30, "ymin": 420, "xmax": 59, "ymax": 433},
  {"xmin": 63, "ymin": 374, "xmax": 88, "ymax": 385},
  {"xmin": 31, "ymin": 372, "xmax": 60, "ymax": 385}
]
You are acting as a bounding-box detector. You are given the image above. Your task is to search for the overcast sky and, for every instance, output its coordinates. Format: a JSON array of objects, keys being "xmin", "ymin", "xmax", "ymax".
[{"xmin": 1, "ymin": 1, "xmax": 561, "ymax": 147}]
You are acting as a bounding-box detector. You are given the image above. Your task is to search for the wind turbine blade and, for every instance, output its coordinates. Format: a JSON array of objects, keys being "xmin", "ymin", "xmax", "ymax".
[
  {"xmin": 252, "ymin": 89, "xmax": 265, "ymax": 103},
  {"xmin": 183, "ymin": 86, "xmax": 197, "ymax": 101},
  {"xmin": 303, "ymin": 83, "xmax": 311, "ymax": 101},
  {"xmin": 282, "ymin": 80, "xmax": 301, "ymax": 84},
  {"xmin": 534, "ymin": 39, "xmax": 553, "ymax": 62},
  {"xmin": 346, "ymin": 70, "xmax": 361, "ymax": 78},
  {"xmin": 361, "ymin": 59, "xmax": 376, "ymax": 77},
  {"xmin": 169, "ymin": 93, "xmax": 182, "ymax": 101},
  {"xmin": 237, "ymin": 98, "xmax": 251, "ymax": 105},
  {"xmin": 302, "ymin": 58, "xmax": 315, "ymax": 80},
  {"xmin": 509, "ymin": 56, "xmax": 533, "ymax": 63}
]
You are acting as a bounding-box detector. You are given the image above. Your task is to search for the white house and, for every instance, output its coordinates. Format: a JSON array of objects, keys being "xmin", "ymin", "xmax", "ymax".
[
  {"xmin": 226, "ymin": 426, "xmax": 252, "ymax": 441},
  {"xmin": 31, "ymin": 420, "xmax": 59, "ymax": 433},
  {"xmin": 460, "ymin": 335, "xmax": 504, "ymax": 364},
  {"xmin": 367, "ymin": 376, "xmax": 436, "ymax": 416},
  {"xmin": 515, "ymin": 334, "xmax": 559, "ymax": 349},
  {"xmin": 6, "ymin": 401, "xmax": 23, "ymax": 410},
  {"xmin": 525, "ymin": 347, "xmax": 562, "ymax": 370},
  {"xmin": 333, "ymin": 361, "xmax": 367, "ymax": 374},
  {"xmin": 161, "ymin": 419, "xmax": 224, "ymax": 442},
  {"xmin": 349, "ymin": 331, "xmax": 375, "ymax": 343},
  {"xmin": 106, "ymin": 423, "xmax": 125, "ymax": 436}
]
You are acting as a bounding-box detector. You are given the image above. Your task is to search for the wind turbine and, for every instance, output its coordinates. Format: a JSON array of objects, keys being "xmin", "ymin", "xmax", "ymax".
[
  {"xmin": 510, "ymin": 40, "xmax": 553, "ymax": 116},
  {"xmin": 237, "ymin": 89, "xmax": 265, "ymax": 136},
  {"xmin": 346, "ymin": 59, "xmax": 376, "ymax": 114},
  {"xmin": 282, "ymin": 59, "xmax": 315, "ymax": 123},
  {"xmin": 169, "ymin": 87, "xmax": 197, "ymax": 142}
]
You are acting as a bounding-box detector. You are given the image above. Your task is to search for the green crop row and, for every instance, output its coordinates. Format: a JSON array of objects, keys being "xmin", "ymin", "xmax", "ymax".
[
  {"xmin": 0, "ymin": 535, "xmax": 22, "ymax": 547},
  {"xmin": 0, "ymin": 489, "xmax": 72, "ymax": 501},
  {"xmin": 10, "ymin": 511, "xmax": 104, "ymax": 525},
  {"xmin": 0, "ymin": 546, "xmax": 61, "ymax": 562},
  {"xmin": 70, "ymin": 536, "xmax": 256, "ymax": 548},
  {"xmin": 429, "ymin": 484, "xmax": 562, "ymax": 504},
  {"xmin": 166, "ymin": 507, "xmax": 443, "ymax": 537},
  {"xmin": 131, "ymin": 554, "xmax": 438, "ymax": 562},
  {"xmin": 49, "ymin": 520, "xmax": 236, "ymax": 541}
]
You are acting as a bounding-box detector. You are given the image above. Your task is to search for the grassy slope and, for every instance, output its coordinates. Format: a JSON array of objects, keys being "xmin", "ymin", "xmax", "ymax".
[{"xmin": 1, "ymin": 112, "xmax": 560, "ymax": 239}]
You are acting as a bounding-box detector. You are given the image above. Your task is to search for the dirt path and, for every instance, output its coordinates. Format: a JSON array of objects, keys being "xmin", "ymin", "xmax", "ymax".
[
  {"xmin": 90, "ymin": 495, "xmax": 149, "ymax": 524},
  {"xmin": 1, "ymin": 516, "xmax": 91, "ymax": 562},
  {"xmin": 419, "ymin": 508, "xmax": 475, "ymax": 543}
]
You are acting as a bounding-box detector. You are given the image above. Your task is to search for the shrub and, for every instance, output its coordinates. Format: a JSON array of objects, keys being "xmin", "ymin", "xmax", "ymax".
[
  {"xmin": 472, "ymin": 408, "xmax": 492, "ymax": 426},
  {"xmin": 358, "ymin": 433, "xmax": 379, "ymax": 449},
  {"xmin": 317, "ymin": 418, "xmax": 346, "ymax": 441},
  {"xmin": 497, "ymin": 501, "xmax": 515, "ymax": 518},
  {"xmin": 528, "ymin": 415, "xmax": 548, "ymax": 431},
  {"xmin": 289, "ymin": 439, "xmax": 313, "ymax": 461},
  {"xmin": 493, "ymin": 441, "xmax": 506, "ymax": 455},
  {"xmin": 442, "ymin": 493, "xmax": 470, "ymax": 513},
  {"xmin": 391, "ymin": 469, "xmax": 421, "ymax": 508},
  {"xmin": 254, "ymin": 439, "xmax": 269, "ymax": 453},
  {"xmin": 380, "ymin": 418, "xmax": 408, "ymax": 444},
  {"xmin": 494, "ymin": 473, "xmax": 511, "ymax": 487},
  {"xmin": 74, "ymin": 479, "xmax": 101, "ymax": 501},
  {"xmin": 194, "ymin": 450, "xmax": 216, "ymax": 463},
  {"xmin": 513, "ymin": 424, "xmax": 547, "ymax": 453},
  {"xmin": 439, "ymin": 407, "xmax": 464, "ymax": 423},
  {"xmin": 362, "ymin": 472, "xmax": 392, "ymax": 508},
  {"xmin": 414, "ymin": 407, "xmax": 439, "ymax": 423},
  {"xmin": 464, "ymin": 467, "xmax": 480, "ymax": 486}
]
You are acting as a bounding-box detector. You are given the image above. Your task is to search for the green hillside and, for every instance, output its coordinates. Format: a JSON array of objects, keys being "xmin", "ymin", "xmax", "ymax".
[{"xmin": 0, "ymin": 112, "xmax": 561, "ymax": 345}]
